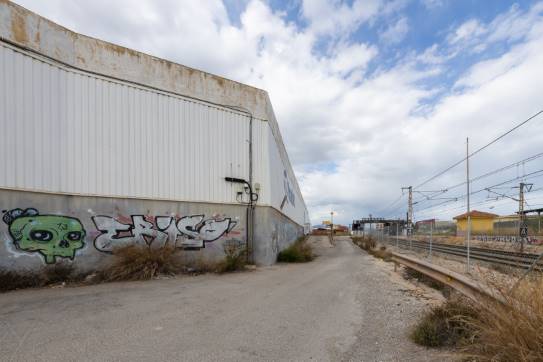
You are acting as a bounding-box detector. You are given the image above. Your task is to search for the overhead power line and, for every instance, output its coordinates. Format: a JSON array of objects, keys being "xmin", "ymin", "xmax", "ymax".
[
  {"xmin": 414, "ymin": 110, "xmax": 543, "ymax": 190},
  {"xmin": 412, "ymin": 168, "xmax": 543, "ymax": 214},
  {"xmin": 412, "ymin": 151, "xmax": 543, "ymax": 206}
]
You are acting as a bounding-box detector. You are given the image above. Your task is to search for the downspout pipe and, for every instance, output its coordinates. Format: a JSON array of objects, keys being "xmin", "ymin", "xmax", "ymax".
[{"xmin": 223, "ymin": 105, "xmax": 256, "ymax": 263}]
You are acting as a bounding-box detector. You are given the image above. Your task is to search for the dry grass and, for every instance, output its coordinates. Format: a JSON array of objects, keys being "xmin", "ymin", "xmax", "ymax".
[
  {"xmin": 410, "ymin": 296, "xmax": 477, "ymax": 348},
  {"xmin": 217, "ymin": 241, "xmax": 247, "ymax": 273},
  {"xmin": 98, "ymin": 245, "xmax": 184, "ymax": 281},
  {"xmin": 462, "ymin": 276, "xmax": 543, "ymax": 361},
  {"xmin": 352, "ymin": 235, "xmax": 376, "ymax": 250},
  {"xmin": 0, "ymin": 269, "xmax": 43, "ymax": 292},
  {"xmin": 412, "ymin": 274, "xmax": 543, "ymax": 361},
  {"xmin": 277, "ymin": 236, "xmax": 314, "ymax": 263},
  {"xmin": 2, "ymin": 242, "xmax": 252, "ymax": 291},
  {"xmin": 351, "ymin": 236, "xmax": 392, "ymax": 261},
  {"xmin": 0, "ymin": 262, "xmax": 87, "ymax": 292}
]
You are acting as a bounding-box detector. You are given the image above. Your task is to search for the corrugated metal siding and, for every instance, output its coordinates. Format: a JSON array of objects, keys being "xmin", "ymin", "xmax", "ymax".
[
  {"xmin": 0, "ymin": 43, "xmax": 261, "ymax": 204},
  {"xmin": 0, "ymin": 41, "xmax": 308, "ymax": 225}
]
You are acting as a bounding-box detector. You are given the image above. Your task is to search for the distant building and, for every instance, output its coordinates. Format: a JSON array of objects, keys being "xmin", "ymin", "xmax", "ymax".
[
  {"xmin": 494, "ymin": 214, "xmax": 543, "ymax": 236},
  {"xmin": 415, "ymin": 219, "xmax": 455, "ymax": 235},
  {"xmin": 453, "ymin": 210, "xmax": 498, "ymax": 236}
]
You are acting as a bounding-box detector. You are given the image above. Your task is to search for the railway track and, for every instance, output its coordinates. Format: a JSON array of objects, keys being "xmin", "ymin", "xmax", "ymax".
[{"xmin": 387, "ymin": 238, "xmax": 543, "ymax": 270}]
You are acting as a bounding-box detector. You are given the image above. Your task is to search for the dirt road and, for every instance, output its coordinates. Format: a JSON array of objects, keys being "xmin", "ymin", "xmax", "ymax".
[{"xmin": 0, "ymin": 236, "xmax": 450, "ymax": 361}]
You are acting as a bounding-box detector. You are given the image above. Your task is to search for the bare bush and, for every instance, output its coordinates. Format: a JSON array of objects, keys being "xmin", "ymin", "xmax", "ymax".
[
  {"xmin": 351, "ymin": 236, "xmax": 391, "ymax": 261},
  {"xmin": 217, "ymin": 240, "xmax": 247, "ymax": 273},
  {"xmin": 410, "ymin": 297, "xmax": 477, "ymax": 348},
  {"xmin": 98, "ymin": 245, "xmax": 183, "ymax": 281}
]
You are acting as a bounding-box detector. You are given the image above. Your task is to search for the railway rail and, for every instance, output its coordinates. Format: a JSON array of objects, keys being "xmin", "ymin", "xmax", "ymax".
[{"xmin": 387, "ymin": 238, "xmax": 543, "ymax": 270}]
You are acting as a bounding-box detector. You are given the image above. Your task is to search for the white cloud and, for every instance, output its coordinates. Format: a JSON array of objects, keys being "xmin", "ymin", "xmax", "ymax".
[
  {"xmin": 448, "ymin": 19, "xmax": 487, "ymax": 45},
  {"xmin": 327, "ymin": 42, "xmax": 378, "ymax": 76},
  {"xmin": 422, "ymin": 0, "xmax": 445, "ymax": 9},
  {"xmin": 379, "ymin": 16, "xmax": 409, "ymax": 44},
  {"xmin": 11, "ymin": 0, "xmax": 543, "ymax": 225},
  {"xmin": 301, "ymin": 0, "xmax": 382, "ymax": 36}
]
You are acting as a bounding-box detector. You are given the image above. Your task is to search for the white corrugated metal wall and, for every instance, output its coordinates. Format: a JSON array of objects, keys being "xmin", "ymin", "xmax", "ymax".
[{"xmin": 0, "ymin": 40, "xmax": 307, "ymax": 225}]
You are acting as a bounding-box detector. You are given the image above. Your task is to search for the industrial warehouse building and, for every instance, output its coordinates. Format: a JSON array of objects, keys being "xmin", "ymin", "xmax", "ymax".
[{"xmin": 0, "ymin": 1, "xmax": 310, "ymax": 270}]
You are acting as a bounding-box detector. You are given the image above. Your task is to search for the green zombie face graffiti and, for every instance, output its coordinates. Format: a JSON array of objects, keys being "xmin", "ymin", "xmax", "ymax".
[{"xmin": 2, "ymin": 208, "xmax": 86, "ymax": 264}]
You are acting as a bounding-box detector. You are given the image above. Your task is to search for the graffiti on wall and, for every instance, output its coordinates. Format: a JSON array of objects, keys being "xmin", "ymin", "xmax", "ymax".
[
  {"xmin": 475, "ymin": 235, "xmax": 543, "ymax": 245},
  {"xmin": 92, "ymin": 214, "xmax": 237, "ymax": 253},
  {"xmin": 1, "ymin": 208, "xmax": 238, "ymax": 262},
  {"xmin": 2, "ymin": 208, "xmax": 86, "ymax": 264},
  {"xmin": 283, "ymin": 170, "xmax": 295, "ymax": 207}
]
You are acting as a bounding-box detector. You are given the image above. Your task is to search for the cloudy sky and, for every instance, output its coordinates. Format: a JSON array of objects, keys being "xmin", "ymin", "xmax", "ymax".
[{"xmin": 14, "ymin": 0, "xmax": 543, "ymax": 225}]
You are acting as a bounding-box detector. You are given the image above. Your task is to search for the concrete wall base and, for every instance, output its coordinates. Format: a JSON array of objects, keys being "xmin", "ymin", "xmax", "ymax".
[{"xmin": 0, "ymin": 189, "xmax": 303, "ymax": 271}]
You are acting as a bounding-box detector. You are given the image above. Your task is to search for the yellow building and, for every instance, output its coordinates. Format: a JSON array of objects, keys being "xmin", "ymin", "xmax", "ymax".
[{"xmin": 453, "ymin": 210, "xmax": 498, "ymax": 236}]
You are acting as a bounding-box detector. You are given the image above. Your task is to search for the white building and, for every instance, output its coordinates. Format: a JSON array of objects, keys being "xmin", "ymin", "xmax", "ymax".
[{"xmin": 0, "ymin": 1, "xmax": 310, "ymax": 270}]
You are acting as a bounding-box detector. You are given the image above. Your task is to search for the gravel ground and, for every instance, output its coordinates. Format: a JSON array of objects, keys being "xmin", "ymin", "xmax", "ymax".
[{"xmin": 1, "ymin": 236, "xmax": 454, "ymax": 361}]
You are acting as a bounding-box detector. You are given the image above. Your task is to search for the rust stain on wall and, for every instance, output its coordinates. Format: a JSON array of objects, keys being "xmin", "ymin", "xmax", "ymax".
[{"xmin": 11, "ymin": 10, "xmax": 28, "ymax": 44}]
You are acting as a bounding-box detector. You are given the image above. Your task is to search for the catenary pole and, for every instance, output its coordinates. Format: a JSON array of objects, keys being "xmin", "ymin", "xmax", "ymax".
[
  {"xmin": 429, "ymin": 220, "xmax": 433, "ymax": 262},
  {"xmin": 466, "ymin": 137, "xmax": 471, "ymax": 273}
]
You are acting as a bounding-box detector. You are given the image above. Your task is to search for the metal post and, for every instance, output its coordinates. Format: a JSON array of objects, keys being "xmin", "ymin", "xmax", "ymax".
[
  {"xmin": 519, "ymin": 183, "xmax": 525, "ymax": 253},
  {"xmin": 466, "ymin": 137, "xmax": 471, "ymax": 273},
  {"xmin": 429, "ymin": 220, "xmax": 433, "ymax": 262},
  {"xmin": 330, "ymin": 211, "xmax": 334, "ymax": 243},
  {"xmin": 396, "ymin": 222, "xmax": 399, "ymax": 248},
  {"xmin": 401, "ymin": 186, "xmax": 413, "ymax": 237},
  {"xmin": 409, "ymin": 186, "xmax": 413, "ymax": 235},
  {"xmin": 538, "ymin": 211, "xmax": 541, "ymax": 235},
  {"xmin": 369, "ymin": 214, "xmax": 372, "ymax": 237}
]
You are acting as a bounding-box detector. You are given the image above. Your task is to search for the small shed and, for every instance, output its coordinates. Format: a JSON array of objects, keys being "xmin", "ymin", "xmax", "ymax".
[{"xmin": 453, "ymin": 210, "xmax": 498, "ymax": 236}]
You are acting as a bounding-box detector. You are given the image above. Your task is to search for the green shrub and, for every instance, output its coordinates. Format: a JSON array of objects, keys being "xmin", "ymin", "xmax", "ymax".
[{"xmin": 277, "ymin": 236, "xmax": 314, "ymax": 263}]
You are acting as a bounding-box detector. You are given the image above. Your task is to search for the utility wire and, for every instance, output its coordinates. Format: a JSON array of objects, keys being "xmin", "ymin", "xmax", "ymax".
[
  {"xmin": 413, "ymin": 152, "xmax": 543, "ymax": 207},
  {"xmin": 410, "ymin": 152, "xmax": 543, "ymax": 206},
  {"xmin": 414, "ymin": 110, "xmax": 543, "ymax": 190},
  {"xmin": 379, "ymin": 193, "xmax": 405, "ymax": 214},
  {"xmin": 413, "ymin": 169, "xmax": 543, "ymax": 214}
]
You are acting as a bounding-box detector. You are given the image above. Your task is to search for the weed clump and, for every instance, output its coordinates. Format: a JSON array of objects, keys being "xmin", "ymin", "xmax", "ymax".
[
  {"xmin": 410, "ymin": 297, "xmax": 477, "ymax": 348},
  {"xmin": 277, "ymin": 236, "xmax": 314, "ymax": 263},
  {"xmin": 352, "ymin": 236, "xmax": 376, "ymax": 250},
  {"xmin": 98, "ymin": 245, "xmax": 183, "ymax": 281},
  {"xmin": 351, "ymin": 236, "xmax": 391, "ymax": 261},
  {"xmin": 217, "ymin": 241, "xmax": 247, "ymax": 273},
  {"xmin": 464, "ymin": 276, "xmax": 543, "ymax": 361},
  {"xmin": 43, "ymin": 262, "xmax": 78, "ymax": 284},
  {"xmin": 0, "ymin": 269, "xmax": 43, "ymax": 292},
  {"xmin": 412, "ymin": 276, "xmax": 543, "ymax": 360},
  {"xmin": 0, "ymin": 262, "xmax": 87, "ymax": 292}
]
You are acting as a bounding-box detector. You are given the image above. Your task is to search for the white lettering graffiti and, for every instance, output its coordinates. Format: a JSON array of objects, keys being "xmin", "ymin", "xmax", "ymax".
[
  {"xmin": 92, "ymin": 214, "xmax": 237, "ymax": 252},
  {"xmin": 474, "ymin": 235, "xmax": 542, "ymax": 245}
]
